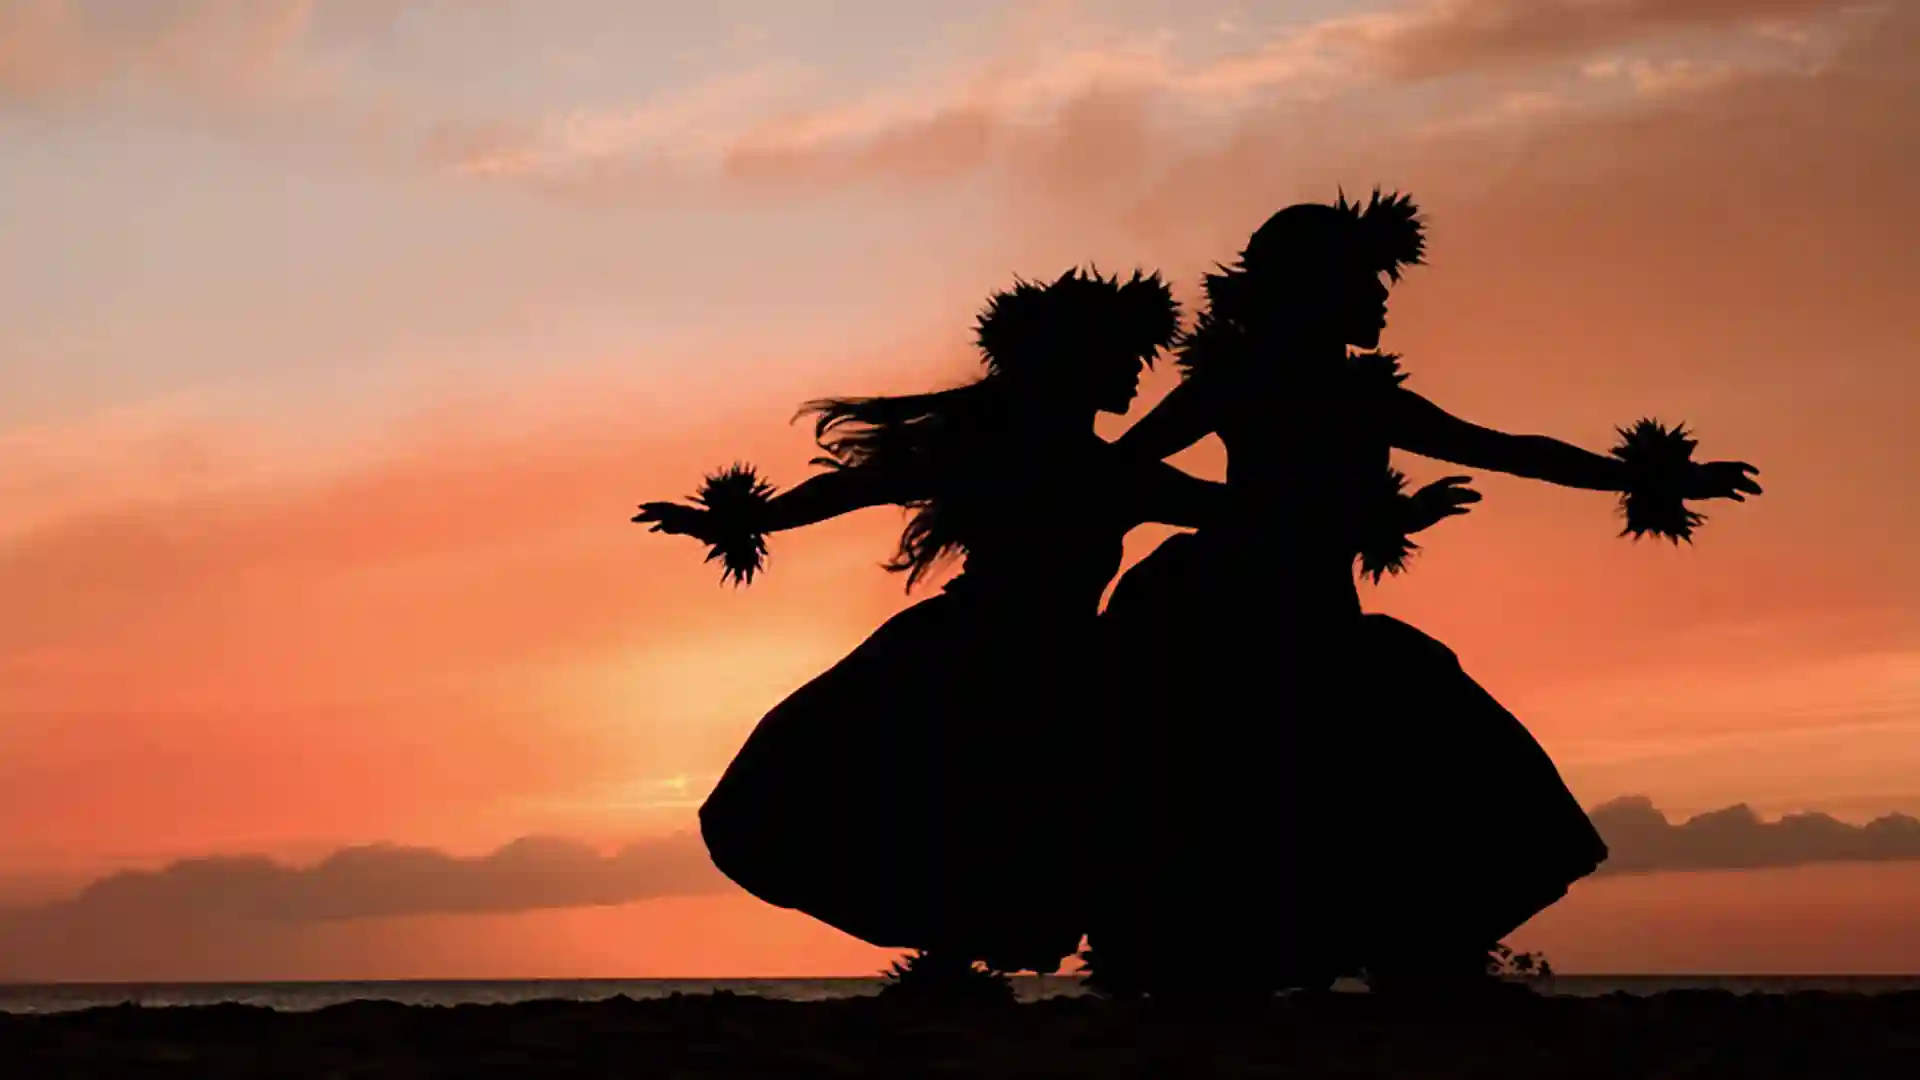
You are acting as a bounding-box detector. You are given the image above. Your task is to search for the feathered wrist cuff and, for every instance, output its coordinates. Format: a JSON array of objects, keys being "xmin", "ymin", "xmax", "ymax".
[
  {"xmin": 1358, "ymin": 467, "xmax": 1419, "ymax": 584},
  {"xmin": 692, "ymin": 463, "xmax": 778, "ymax": 585},
  {"xmin": 1610, "ymin": 419, "xmax": 1704, "ymax": 544}
]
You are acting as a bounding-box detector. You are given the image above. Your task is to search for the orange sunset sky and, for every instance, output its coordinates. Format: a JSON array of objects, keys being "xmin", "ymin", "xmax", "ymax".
[{"xmin": 3, "ymin": 0, "xmax": 1918, "ymax": 981}]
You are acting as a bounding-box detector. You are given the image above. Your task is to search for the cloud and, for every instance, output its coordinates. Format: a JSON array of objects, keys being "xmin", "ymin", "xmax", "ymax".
[
  {"xmin": 23, "ymin": 797, "xmax": 1920, "ymax": 919},
  {"xmin": 0, "ymin": 0, "xmax": 319, "ymax": 108},
  {"xmin": 425, "ymin": 62, "xmax": 813, "ymax": 184},
  {"xmin": 1097, "ymin": 0, "xmax": 1919, "ymax": 350},
  {"xmin": 425, "ymin": 38, "xmax": 1182, "ymax": 200},
  {"xmin": 1585, "ymin": 56, "xmax": 1745, "ymax": 98},
  {"xmin": 6, "ymin": 792, "xmax": 1917, "ymax": 982},
  {"xmin": 1366, "ymin": 0, "xmax": 1864, "ymax": 80},
  {"xmin": 3, "ymin": 1, "xmax": 1873, "ymax": 201},
  {"xmin": 0, "ymin": 832, "xmax": 747, "ymax": 982},
  {"xmin": 0, "ymin": 832, "xmax": 723, "ymax": 925},
  {"xmin": 0, "ymin": 0, "xmax": 416, "ymax": 165},
  {"xmin": 420, "ymin": 0, "xmax": 1872, "ymax": 202},
  {"xmin": 721, "ymin": 101, "xmax": 1005, "ymax": 190},
  {"xmin": 1592, "ymin": 796, "xmax": 1920, "ymax": 875}
]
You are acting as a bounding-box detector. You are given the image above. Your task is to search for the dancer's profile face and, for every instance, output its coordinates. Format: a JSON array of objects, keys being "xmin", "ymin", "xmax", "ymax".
[
  {"xmin": 1086, "ymin": 349, "xmax": 1144, "ymax": 414},
  {"xmin": 1017, "ymin": 344, "xmax": 1140, "ymax": 417},
  {"xmin": 1244, "ymin": 251, "xmax": 1391, "ymax": 350},
  {"xmin": 1341, "ymin": 270, "xmax": 1391, "ymax": 350},
  {"xmin": 1280, "ymin": 259, "xmax": 1389, "ymax": 349}
]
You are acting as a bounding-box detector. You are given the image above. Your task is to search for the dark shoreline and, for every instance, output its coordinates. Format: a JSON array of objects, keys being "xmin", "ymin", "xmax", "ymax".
[
  {"xmin": 8, "ymin": 972, "xmax": 1917, "ymax": 1006},
  {"xmin": 5, "ymin": 989, "xmax": 1918, "ymax": 1078}
]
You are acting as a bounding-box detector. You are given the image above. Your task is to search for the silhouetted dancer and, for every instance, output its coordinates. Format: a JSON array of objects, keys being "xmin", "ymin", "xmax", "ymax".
[
  {"xmin": 1086, "ymin": 190, "xmax": 1764, "ymax": 1000},
  {"xmin": 633, "ymin": 267, "xmax": 1484, "ymax": 977}
]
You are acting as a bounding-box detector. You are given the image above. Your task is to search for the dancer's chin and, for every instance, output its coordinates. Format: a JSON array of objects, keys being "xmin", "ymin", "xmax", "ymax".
[{"xmin": 1351, "ymin": 329, "xmax": 1384, "ymax": 350}]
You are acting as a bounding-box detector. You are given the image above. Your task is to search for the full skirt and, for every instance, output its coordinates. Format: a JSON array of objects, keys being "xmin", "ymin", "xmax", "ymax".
[
  {"xmin": 1087, "ymin": 530, "xmax": 1607, "ymax": 983},
  {"xmin": 698, "ymin": 591, "xmax": 1097, "ymax": 971}
]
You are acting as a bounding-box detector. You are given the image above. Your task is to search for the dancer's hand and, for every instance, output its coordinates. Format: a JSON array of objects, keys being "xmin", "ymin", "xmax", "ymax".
[
  {"xmin": 632, "ymin": 500, "xmax": 710, "ymax": 538},
  {"xmin": 1404, "ymin": 475, "xmax": 1481, "ymax": 533},
  {"xmin": 1684, "ymin": 460, "xmax": 1762, "ymax": 501}
]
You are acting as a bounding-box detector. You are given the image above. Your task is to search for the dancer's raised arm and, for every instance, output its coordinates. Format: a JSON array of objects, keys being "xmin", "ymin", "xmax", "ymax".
[{"xmin": 1113, "ymin": 380, "xmax": 1215, "ymax": 461}]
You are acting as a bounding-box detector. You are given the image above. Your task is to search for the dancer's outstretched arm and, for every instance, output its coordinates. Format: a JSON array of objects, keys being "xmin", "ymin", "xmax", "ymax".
[
  {"xmin": 1383, "ymin": 387, "xmax": 1761, "ymax": 500},
  {"xmin": 1113, "ymin": 381, "xmax": 1216, "ymax": 461},
  {"xmin": 1133, "ymin": 459, "xmax": 1230, "ymax": 530},
  {"xmin": 1130, "ymin": 455, "xmax": 1482, "ymax": 537},
  {"xmin": 634, "ymin": 462, "xmax": 923, "ymax": 585},
  {"xmin": 635, "ymin": 463, "xmax": 917, "ymax": 537},
  {"xmin": 753, "ymin": 466, "xmax": 919, "ymax": 533}
]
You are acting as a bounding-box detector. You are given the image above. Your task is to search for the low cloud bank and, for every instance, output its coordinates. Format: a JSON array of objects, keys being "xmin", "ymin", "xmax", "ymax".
[{"xmin": 1592, "ymin": 796, "xmax": 1920, "ymax": 875}]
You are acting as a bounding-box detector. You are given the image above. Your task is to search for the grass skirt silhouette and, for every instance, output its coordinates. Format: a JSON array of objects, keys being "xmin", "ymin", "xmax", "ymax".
[
  {"xmin": 1090, "ymin": 530, "xmax": 1607, "ymax": 984},
  {"xmin": 699, "ymin": 585, "xmax": 1095, "ymax": 970}
]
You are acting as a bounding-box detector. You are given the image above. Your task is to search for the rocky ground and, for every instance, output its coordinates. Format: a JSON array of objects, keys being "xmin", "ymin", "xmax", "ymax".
[{"xmin": 5, "ymin": 987, "xmax": 1918, "ymax": 1078}]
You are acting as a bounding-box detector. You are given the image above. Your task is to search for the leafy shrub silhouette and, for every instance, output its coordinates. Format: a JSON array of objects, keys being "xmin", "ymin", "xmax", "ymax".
[
  {"xmin": 1077, "ymin": 940, "xmax": 1554, "ymax": 997},
  {"xmin": 1358, "ymin": 943, "xmax": 1556, "ymax": 991},
  {"xmin": 877, "ymin": 950, "xmax": 1017, "ymax": 1006},
  {"xmin": 1486, "ymin": 942, "xmax": 1553, "ymax": 978}
]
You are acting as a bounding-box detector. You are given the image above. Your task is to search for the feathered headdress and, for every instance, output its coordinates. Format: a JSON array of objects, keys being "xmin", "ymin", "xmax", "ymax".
[
  {"xmin": 974, "ymin": 266, "xmax": 1182, "ymax": 374},
  {"xmin": 1197, "ymin": 187, "xmax": 1426, "ymax": 326},
  {"xmin": 1331, "ymin": 186, "xmax": 1427, "ymax": 283}
]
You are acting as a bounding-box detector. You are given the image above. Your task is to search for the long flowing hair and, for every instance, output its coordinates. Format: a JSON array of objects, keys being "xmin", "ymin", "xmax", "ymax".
[
  {"xmin": 800, "ymin": 381, "xmax": 1010, "ymax": 590},
  {"xmin": 801, "ymin": 267, "xmax": 1182, "ymax": 589}
]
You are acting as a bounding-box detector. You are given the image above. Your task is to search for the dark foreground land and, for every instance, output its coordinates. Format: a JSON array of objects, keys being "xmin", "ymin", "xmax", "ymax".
[{"xmin": 6, "ymin": 989, "xmax": 1919, "ymax": 1078}]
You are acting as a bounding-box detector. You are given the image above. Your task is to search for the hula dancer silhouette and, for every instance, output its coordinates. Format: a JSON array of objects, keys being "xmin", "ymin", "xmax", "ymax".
[
  {"xmin": 1086, "ymin": 190, "xmax": 1764, "ymax": 997},
  {"xmin": 633, "ymin": 267, "xmax": 1483, "ymax": 975}
]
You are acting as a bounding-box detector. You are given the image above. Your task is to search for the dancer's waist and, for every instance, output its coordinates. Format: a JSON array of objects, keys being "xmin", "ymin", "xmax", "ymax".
[
  {"xmin": 1188, "ymin": 529, "xmax": 1364, "ymax": 613},
  {"xmin": 939, "ymin": 568, "xmax": 1105, "ymax": 620}
]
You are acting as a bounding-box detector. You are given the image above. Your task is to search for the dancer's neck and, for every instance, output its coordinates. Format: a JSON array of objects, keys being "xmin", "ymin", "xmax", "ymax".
[
  {"xmin": 1004, "ymin": 394, "xmax": 1099, "ymax": 443},
  {"xmin": 1288, "ymin": 330, "xmax": 1352, "ymax": 366},
  {"xmin": 1253, "ymin": 335, "xmax": 1352, "ymax": 384},
  {"xmin": 1242, "ymin": 314, "xmax": 1353, "ymax": 369}
]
